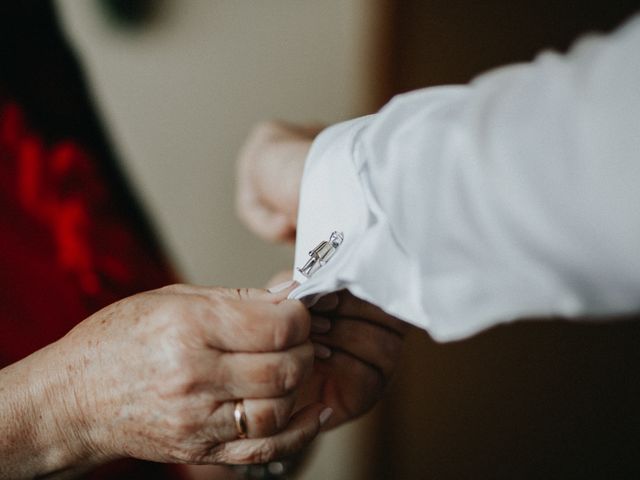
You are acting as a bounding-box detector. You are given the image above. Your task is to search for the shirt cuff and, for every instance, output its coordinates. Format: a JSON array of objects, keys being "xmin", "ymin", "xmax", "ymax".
[
  {"xmin": 289, "ymin": 114, "xmax": 434, "ymax": 334},
  {"xmin": 289, "ymin": 116, "xmax": 371, "ymax": 303}
]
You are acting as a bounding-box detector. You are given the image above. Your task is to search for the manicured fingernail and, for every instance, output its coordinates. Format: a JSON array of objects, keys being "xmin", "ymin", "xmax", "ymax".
[
  {"xmin": 312, "ymin": 293, "xmax": 339, "ymax": 312},
  {"xmin": 319, "ymin": 407, "xmax": 333, "ymax": 426},
  {"xmin": 313, "ymin": 343, "xmax": 332, "ymax": 359},
  {"xmin": 268, "ymin": 280, "xmax": 297, "ymax": 293},
  {"xmin": 311, "ymin": 316, "xmax": 331, "ymax": 333}
]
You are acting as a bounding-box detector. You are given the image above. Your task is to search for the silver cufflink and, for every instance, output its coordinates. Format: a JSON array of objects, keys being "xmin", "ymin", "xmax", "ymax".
[{"xmin": 297, "ymin": 231, "xmax": 344, "ymax": 278}]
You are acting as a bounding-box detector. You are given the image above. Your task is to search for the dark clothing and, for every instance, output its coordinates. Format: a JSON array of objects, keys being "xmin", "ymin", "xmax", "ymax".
[{"xmin": 0, "ymin": 2, "xmax": 182, "ymax": 477}]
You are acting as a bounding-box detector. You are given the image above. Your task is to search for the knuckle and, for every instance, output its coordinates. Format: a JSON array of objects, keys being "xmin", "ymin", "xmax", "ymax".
[
  {"xmin": 168, "ymin": 373, "xmax": 198, "ymax": 398},
  {"xmin": 272, "ymin": 318, "xmax": 295, "ymax": 350},
  {"xmin": 272, "ymin": 306, "xmax": 308, "ymax": 349},
  {"xmin": 175, "ymin": 369, "xmax": 200, "ymax": 395},
  {"xmin": 167, "ymin": 411, "xmax": 199, "ymax": 440},
  {"xmin": 175, "ymin": 418, "xmax": 196, "ymax": 437},
  {"xmin": 278, "ymin": 355, "xmax": 306, "ymax": 393},
  {"xmin": 253, "ymin": 401, "xmax": 291, "ymax": 437},
  {"xmin": 162, "ymin": 350, "xmax": 202, "ymax": 396}
]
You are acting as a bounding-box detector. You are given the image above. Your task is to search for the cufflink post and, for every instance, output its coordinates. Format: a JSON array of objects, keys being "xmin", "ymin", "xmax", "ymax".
[{"xmin": 297, "ymin": 231, "xmax": 344, "ymax": 278}]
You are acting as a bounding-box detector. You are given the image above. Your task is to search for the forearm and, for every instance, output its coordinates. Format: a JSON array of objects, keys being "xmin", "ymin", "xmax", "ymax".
[
  {"xmin": 0, "ymin": 341, "xmax": 104, "ymax": 479},
  {"xmin": 292, "ymin": 14, "xmax": 640, "ymax": 340}
]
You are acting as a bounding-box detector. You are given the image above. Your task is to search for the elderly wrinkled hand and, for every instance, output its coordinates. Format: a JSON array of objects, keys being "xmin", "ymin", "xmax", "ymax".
[{"xmin": 37, "ymin": 285, "xmax": 330, "ymax": 470}]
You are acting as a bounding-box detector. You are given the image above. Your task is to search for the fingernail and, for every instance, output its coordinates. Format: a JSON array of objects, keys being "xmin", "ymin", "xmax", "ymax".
[
  {"xmin": 268, "ymin": 280, "xmax": 297, "ymax": 293},
  {"xmin": 312, "ymin": 293, "xmax": 339, "ymax": 312},
  {"xmin": 313, "ymin": 343, "xmax": 332, "ymax": 359},
  {"xmin": 319, "ymin": 407, "xmax": 333, "ymax": 426},
  {"xmin": 311, "ymin": 316, "xmax": 331, "ymax": 333}
]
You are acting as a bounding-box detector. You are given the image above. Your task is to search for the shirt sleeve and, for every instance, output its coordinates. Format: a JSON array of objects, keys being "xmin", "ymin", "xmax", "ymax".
[{"xmin": 290, "ymin": 13, "xmax": 640, "ymax": 341}]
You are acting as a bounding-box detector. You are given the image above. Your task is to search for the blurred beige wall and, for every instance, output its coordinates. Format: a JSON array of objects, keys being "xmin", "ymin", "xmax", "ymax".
[
  {"xmin": 55, "ymin": 1, "xmax": 389, "ymax": 478},
  {"xmin": 56, "ymin": 0, "xmax": 386, "ymax": 287}
]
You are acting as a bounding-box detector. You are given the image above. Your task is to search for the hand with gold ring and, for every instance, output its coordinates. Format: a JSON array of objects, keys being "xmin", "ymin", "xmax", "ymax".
[{"xmin": 0, "ymin": 282, "xmax": 332, "ymax": 477}]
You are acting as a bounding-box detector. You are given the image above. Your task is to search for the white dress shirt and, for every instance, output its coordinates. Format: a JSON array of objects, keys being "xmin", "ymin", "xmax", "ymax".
[{"xmin": 290, "ymin": 13, "xmax": 640, "ymax": 341}]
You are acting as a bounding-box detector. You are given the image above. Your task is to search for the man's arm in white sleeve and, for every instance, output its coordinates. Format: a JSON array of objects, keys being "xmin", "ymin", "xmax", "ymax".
[{"xmin": 291, "ymin": 13, "xmax": 640, "ymax": 341}]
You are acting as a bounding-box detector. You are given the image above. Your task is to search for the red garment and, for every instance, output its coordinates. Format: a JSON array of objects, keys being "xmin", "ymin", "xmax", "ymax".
[{"xmin": 0, "ymin": 98, "xmax": 184, "ymax": 478}]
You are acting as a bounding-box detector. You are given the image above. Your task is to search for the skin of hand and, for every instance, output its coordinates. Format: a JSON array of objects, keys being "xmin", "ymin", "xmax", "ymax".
[
  {"xmin": 178, "ymin": 281, "xmax": 408, "ymax": 480},
  {"xmin": 265, "ymin": 274, "xmax": 409, "ymax": 430},
  {"xmin": 0, "ymin": 284, "xmax": 331, "ymax": 479},
  {"xmin": 303, "ymin": 290, "xmax": 409, "ymax": 429},
  {"xmin": 236, "ymin": 121, "xmax": 321, "ymax": 243}
]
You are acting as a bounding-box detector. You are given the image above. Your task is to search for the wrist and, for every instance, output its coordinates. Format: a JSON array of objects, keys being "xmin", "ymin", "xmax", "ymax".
[
  {"xmin": 44, "ymin": 336, "xmax": 117, "ymax": 468},
  {"xmin": 0, "ymin": 340, "xmax": 112, "ymax": 478}
]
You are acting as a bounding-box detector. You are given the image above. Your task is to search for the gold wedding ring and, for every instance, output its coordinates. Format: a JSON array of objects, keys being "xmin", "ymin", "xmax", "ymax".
[{"xmin": 234, "ymin": 400, "xmax": 248, "ymax": 439}]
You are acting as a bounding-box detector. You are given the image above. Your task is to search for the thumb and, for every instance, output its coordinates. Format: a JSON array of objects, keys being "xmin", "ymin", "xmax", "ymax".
[
  {"xmin": 221, "ymin": 281, "xmax": 299, "ymax": 303},
  {"xmin": 266, "ymin": 279, "xmax": 299, "ymax": 300}
]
